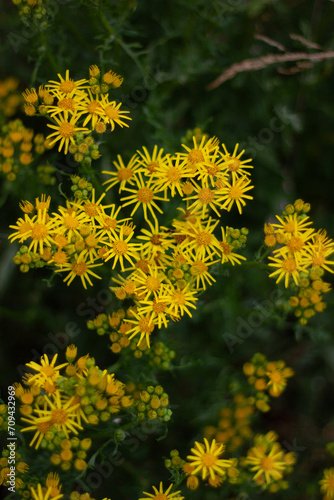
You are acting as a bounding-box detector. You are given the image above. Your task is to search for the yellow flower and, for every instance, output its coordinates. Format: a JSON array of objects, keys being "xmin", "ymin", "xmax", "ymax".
[
  {"xmin": 102, "ymin": 153, "xmax": 143, "ymax": 192},
  {"xmin": 121, "ymin": 172, "xmax": 168, "ymax": 225},
  {"xmin": 268, "ymin": 253, "xmax": 308, "ymax": 288},
  {"xmin": 139, "ymin": 482, "xmax": 184, "ymax": 500},
  {"xmin": 46, "ymin": 113, "xmax": 89, "ymax": 154},
  {"xmin": 246, "ymin": 442, "xmax": 287, "ymax": 485},
  {"xmin": 320, "ymin": 467, "xmax": 334, "ymax": 499},
  {"xmin": 221, "ymin": 143, "xmax": 253, "ymax": 180},
  {"xmin": 104, "ymin": 227, "xmax": 141, "ymax": 271},
  {"xmin": 46, "ymin": 69, "xmax": 88, "ymax": 95},
  {"xmin": 55, "ymin": 250, "xmax": 103, "ymax": 289},
  {"xmin": 100, "ymin": 94, "xmax": 131, "ymax": 130},
  {"xmin": 25, "ymin": 354, "xmax": 67, "ymax": 388},
  {"xmin": 187, "ymin": 438, "xmax": 232, "ymax": 480},
  {"xmin": 219, "ymin": 175, "xmax": 254, "ymax": 214}
]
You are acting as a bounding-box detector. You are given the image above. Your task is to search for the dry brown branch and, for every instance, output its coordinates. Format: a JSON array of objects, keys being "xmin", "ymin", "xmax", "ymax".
[
  {"xmin": 290, "ymin": 34, "xmax": 322, "ymax": 50},
  {"xmin": 207, "ymin": 51, "xmax": 334, "ymax": 90},
  {"xmin": 254, "ymin": 34, "xmax": 286, "ymax": 52}
]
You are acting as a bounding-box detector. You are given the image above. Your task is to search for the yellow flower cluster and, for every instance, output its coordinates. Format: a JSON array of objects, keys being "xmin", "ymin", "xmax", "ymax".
[
  {"xmin": 0, "ymin": 77, "xmax": 22, "ymax": 122},
  {"xmin": 243, "ymin": 352, "xmax": 294, "ymax": 407},
  {"xmin": 204, "ymin": 393, "xmax": 254, "ymax": 453},
  {"xmin": 242, "ymin": 431, "xmax": 296, "ymax": 491},
  {"xmin": 265, "ymin": 200, "xmax": 334, "ymax": 291},
  {"xmin": 0, "ymin": 119, "xmax": 50, "ymax": 181},
  {"xmin": 22, "ymin": 68, "xmax": 130, "ymax": 156},
  {"xmin": 183, "ymin": 438, "xmax": 237, "ymax": 490},
  {"xmin": 15, "ymin": 349, "xmax": 133, "ymax": 460}
]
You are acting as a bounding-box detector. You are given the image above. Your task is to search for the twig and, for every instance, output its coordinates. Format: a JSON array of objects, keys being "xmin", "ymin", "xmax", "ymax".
[
  {"xmin": 290, "ymin": 34, "xmax": 322, "ymax": 50},
  {"xmin": 254, "ymin": 34, "xmax": 286, "ymax": 52},
  {"xmin": 207, "ymin": 50, "xmax": 334, "ymax": 89}
]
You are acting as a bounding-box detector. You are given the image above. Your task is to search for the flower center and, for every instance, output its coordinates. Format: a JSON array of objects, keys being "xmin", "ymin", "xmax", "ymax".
[
  {"xmin": 145, "ymin": 276, "xmax": 161, "ymax": 291},
  {"xmin": 40, "ymin": 366, "xmax": 56, "ymax": 377},
  {"xmin": 269, "ymin": 370, "xmax": 282, "ymax": 384},
  {"xmin": 172, "ymin": 290, "xmax": 186, "ymax": 305},
  {"xmin": 59, "ymin": 122, "xmax": 75, "ymax": 138},
  {"xmin": 167, "ymin": 167, "xmax": 181, "ymax": 182},
  {"xmin": 51, "ymin": 409, "xmax": 68, "ymax": 424},
  {"xmin": 282, "ymin": 257, "xmax": 297, "ymax": 273},
  {"xmin": 152, "ymin": 300, "xmax": 167, "ymax": 314},
  {"xmin": 227, "ymin": 158, "xmax": 240, "ymax": 171},
  {"xmin": 105, "ymin": 105, "xmax": 119, "ymax": 120},
  {"xmin": 260, "ymin": 456, "xmax": 274, "ymax": 471},
  {"xmin": 31, "ymin": 223, "xmax": 48, "ymax": 240},
  {"xmin": 87, "ymin": 101, "xmax": 101, "ymax": 114},
  {"xmin": 312, "ymin": 253, "xmax": 325, "ymax": 266},
  {"xmin": 54, "ymin": 251, "xmax": 68, "ymax": 264},
  {"xmin": 283, "ymin": 221, "xmax": 295, "ymax": 233},
  {"xmin": 37, "ymin": 421, "xmax": 52, "ymax": 433},
  {"xmin": 220, "ymin": 241, "xmax": 232, "ymax": 254},
  {"xmin": 59, "ymin": 80, "xmax": 76, "ymax": 93},
  {"xmin": 138, "ymin": 317, "xmax": 155, "ymax": 334},
  {"xmin": 58, "ymin": 98, "xmax": 75, "ymax": 111},
  {"xmin": 72, "ymin": 261, "xmax": 88, "ymax": 276},
  {"xmin": 202, "ymin": 453, "xmax": 216, "ymax": 467},
  {"xmin": 103, "ymin": 216, "xmax": 117, "ymax": 230},
  {"xmin": 113, "ymin": 241, "xmax": 128, "ymax": 255},
  {"xmin": 229, "ymin": 185, "xmax": 242, "ymax": 200},
  {"xmin": 188, "ymin": 149, "xmax": 204, "ymax": 163},
  {"xmin": 118, "ymin": 168, "xmax": 133, "ymax": 181},
  {"xmin": 137, "ymin": 187, "xmax": 154, "ymax": 203},
  {"xmin": 196, "ymin": 232, "xmax": 212, "ymax": 246},
  {"xmin": 84, "ymin": 203, "xmax": 100, "ymax": 217},
  {"xmin": 198, "ymin": 188, "xmax": 215, "ymax": 204},
  {"xmin": 191, "ymin": 261, "xmax": 208, "ymax": 275},
  {"xmin": 287, "ymin": 236, "xmax": 304, "ymax": 253},
  {"xmin": 150, "ymin": 235, "xmax": 162, "ymax": 246},
  {"xmin": 64, "ymin": 215, "xmax": 79, "ymax": 229}
]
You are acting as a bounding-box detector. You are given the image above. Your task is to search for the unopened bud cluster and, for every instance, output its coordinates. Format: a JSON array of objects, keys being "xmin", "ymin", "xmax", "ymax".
[
  {"xmin": 132, "ymin": 385, "xmax": 172, "ymax": 422},
  {"xmin": 69, "ymin": 134, "xmax": 101, "ymax": 169}
]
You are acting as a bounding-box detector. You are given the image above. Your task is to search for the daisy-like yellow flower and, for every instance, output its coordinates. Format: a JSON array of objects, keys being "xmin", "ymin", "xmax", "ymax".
[
  {"xmin": 246, "ymin": 442, "xmax": 287, "ymax": 485},
  {"xmin": 102, "ymin": 153, "xmax": 143, "ymax": 192},
  {"xmin": 44, "ymin": 89, "xmax": 85, "ymax": 118},
  {"xmin": 188, "ymin": 252, "xmax": 218, "ymax": 290},
  {"xmin": 33, "ymin": 391, "xmax": 83, "ymax": 438},
  {"xmin": 166, "ymin": 283, "xmax": 198, "ymax": 318},
  {"xmin": 25, "ymin": 354, "xmax": 68, "ymax": 388},
  {"xmin": 46, "ymin": 69, "xmax": 88, "ymax": 95},
  {"xmin": 55, "ymin": 250, "xmax": 103, "ymax": 289},
  {"xmin": 137, "ymin": 293, "xmax": 170, "ymax": 329},
  {"xmin": 268, "ymin": 253, "xmax": 308, "ymax": 288},
  {"xmin": 104, "ymin": 226, "xmax": 141, "ymax": 271},
  {"xmin": 220, "ymin": 175, "xmax": 254, "ymax": 214},
  {"xmin": 52, "ymin": 202, "xmax": 90, "ymax": 241},
  {"xmin": 221, "ymin": 143, "xmax": 253, "ymax": 180},
  {"xmin": 31, "ymin": 484, "xmax": 63, "ymax": 500},
  {"xmin": 272, "ymin": 213, "xmax": 313, "ymax": 235},
  {"xmin": 266, "ymin": 362, "xmax": 294, "ymax": 397},
  {"xmin": 100, "ymin": 94, "xmax": 131, "ymax": 130},
  {"xmin": 173, "ymin": 217, "xmax": 221, "ymax": 260},
  {"xmin": 136, "ymin": 220, "xmax": 174, "ymax": 259},
  {"xmin": 121, "ymin": 172, "xmax": 168, "ymax": 225},
  {"xmin": 187, "ymin": 438, "xmax": 232, "ymax": 480},
  {"xmin": 151, "ymin": 154, "xmax": 193, "ymax": 197},
  {"xmin": 179, "ymin": 136, "xmax": 219, "ymax": 174},
  {"xmin": 319, "ymin": 467, "xmax": 334, "ymax": 500},
  {"xmin": 139, "ymin": 482, "xmax": 184, "ymax": 500},
  {"xmin": 184, "ymin": 178, "xmax": 224, "ymax": 218},
  {"xmin": 27, "ymin": 208, "xmax": 56, "ymax": 255},
  {"xmin": 46, "ymin": 113, "xmax": 89, "ymax": 154},
  {"xmin": 8, "ymin": 213, "xmax": 34, "ymax": 245},
  {"xmin": 136, "ymin": 144, "xmax": 169, "ymax": 175},
  {"xmin": 75, "ymin": 88, "xmax": 105, "ymax": 128},
  {"xmin": 125, "ymin": 311, "xmax": 157, "ymax": 347}
]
